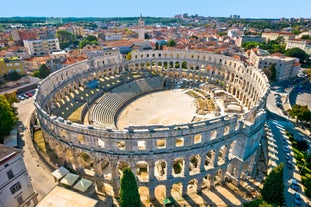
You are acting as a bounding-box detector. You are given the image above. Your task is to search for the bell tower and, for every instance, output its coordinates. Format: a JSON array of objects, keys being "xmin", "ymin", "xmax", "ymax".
[{"xmin": 138, "ymin": 14, "xmax": 145, "ymax": 40}]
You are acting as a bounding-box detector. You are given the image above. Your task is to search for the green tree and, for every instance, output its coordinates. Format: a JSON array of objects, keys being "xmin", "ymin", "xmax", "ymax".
[
  {"xmin": 79, "ymin": 35, "xmax": 99, "ymax": 48},
  {"xmin": 244, "ymin": 199, "xmax": 275, "ymax": 207},
  {"xmin": 126, "ymin": 52, "xmax": 132, "ymax": 60},
  {"xmin": 119, "ymin": 167, "xmax": 141, "ymax": 207},
  {"xmin": 301, "ymin": 35, "xmax": 311, "ymax": 40},
  {"xmin": 285, "ymin": 48, "xmax": 309, "ymax": 63},
  {"xmin": 56, "ymin": 30, "xmax": 77, "ymax": 49},
  {"xmin": 288, "ymin": 104, "xmax": 311, "ymax": 122},
  {"xmin": 261, "ymin": 163, "xmax": 285, "ymax": 206},
  {"xmin": 268, "ymin": 63, "xmax": 276, "ymax": 81},
  {"xmin": 155, "ymin": 42, "xmax": 159, "ymax": 50},
  {"xmin": 38, "ymin": 64, "xmax": 50, "ymax": 79},
  {"xmin": 167, "ymin": 39, "xmax": 176, "ymax": 47},
  {"xmin": 4, "ymin": 70, "xmax": 22, "ymax": 81},
  {"xmin": 0, "ymin": 95, "xmax": 18, "ymax": 143}
]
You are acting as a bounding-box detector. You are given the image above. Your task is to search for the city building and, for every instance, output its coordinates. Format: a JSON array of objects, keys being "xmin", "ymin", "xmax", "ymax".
[
  {"xmin": 138, "ymin": 14, "xmax": 145, "ymax": 41},
  {"xmin": 286, "ymin": 39, "xmax": 311, "ymax": 55},
  {"xmin": 261, "ymin": 32, "xmax": 295, "ymax": 42},
  {"xmin": 248, "ymin": 48, "xmax": 300, "ymax": 81},
  {"xmin": 0, "ymin": 57, "xmax": 25, "ymax": 77},
  {"xmin": 235, "ymin": 35, "xmax": 265, "ymax": 47},
  {"xmin": 0, "ymin": 144, "xmax": 37, "ymax": 207},
  {"xmin": 23, "ymin": 39, "xmax": 60, "ymax": 56}
]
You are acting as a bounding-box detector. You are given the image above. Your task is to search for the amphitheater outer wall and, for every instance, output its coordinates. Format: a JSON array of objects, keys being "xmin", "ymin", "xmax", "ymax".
[{"xmin": 34, "ymin": 50, "xmax": 269, "ymax": 199}]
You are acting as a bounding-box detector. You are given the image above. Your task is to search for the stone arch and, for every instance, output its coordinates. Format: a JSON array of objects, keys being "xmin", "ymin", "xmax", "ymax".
[
  {"xmin": 138, "ymin": 186, "xmax": 149, "ymax": 204},
  {"xmin": 155, "ymin": 160, "xmax": 167, "ymax": 180},
  {"xmin": 155, "ymin": 185, "xmax": 167, "ymax": 202},
  {"xmin": 117, "ymin": 160, "xmax": 130, "ymax": 177},
  {"xmin": 189, "ymin": 154, "xmax": 201, "ymax": 175},
  {"xmin": 202, "ymin": 174, "xmax": 212, "ymax": 190},
  {"xmin": 136, "ymin": 161, "xmax": 149, "ymax": 182},
  {"xmin": 172, "ymin": 157, "xmax": 185, "ymax": 177},
  {"xmin": 217, "ymin": 145, "xmax": 228, "ymax": 166},
  {"xmin": 187, "ymin": 178, "xmax": 198, "ymax": 194},
  {"xmin": 214, "ymin": 169, "xmax": 223, "ymax": 186},
  {"xmin": 171, "ymin": 182, "xmax": 183, "ymax": 196},
  {"xmin": 205, "ymin": 150, "xmax": 215, "ymax": 170}
]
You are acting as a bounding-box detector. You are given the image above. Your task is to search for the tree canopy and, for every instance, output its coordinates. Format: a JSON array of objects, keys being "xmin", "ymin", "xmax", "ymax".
[
  {"xmin": 288, "ymin": 104, "xmax": 311, "ymax": 122},
  {"xmin": 167, "ymin": 39, "xmax": 176, "ymax": 47},
  {"xmin": 261, "ymin": 163, "xmax": 285, "ymax": 206},
  {"xmin": 38, "ymin": 64, "xmax": 50, "ymax": 79},
  {"xmin": 285, "ymin": 48, "xmax": 309, "ymax": 63},
  {"xmin": 56, "ymin": 30, "xmax": 78, "ymax": 49},
  {"xmin": 242, "ymin": 40, "xmax": 285, "ymax": 54},
  {"xmin": 0, "ymin": 95, "xmax": 18, "ymax": 143},
  {"xmin": 79, "ymin": 35, "xmax": 99, "ymax": 49},
  {"xmin": 119, "ymin": 167, "xmax": 141, "ymax": 207}
]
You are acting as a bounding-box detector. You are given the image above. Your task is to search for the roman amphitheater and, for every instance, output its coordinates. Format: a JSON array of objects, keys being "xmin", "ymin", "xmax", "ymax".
[{"xmin": 34, "ymin": 49, "xmax": 270, "ymax": 201}]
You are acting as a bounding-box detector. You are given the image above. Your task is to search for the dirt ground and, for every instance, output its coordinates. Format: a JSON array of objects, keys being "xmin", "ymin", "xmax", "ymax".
[{"xmin": 117, "ymin": 89, "xmax": 197, "ymax": 129}]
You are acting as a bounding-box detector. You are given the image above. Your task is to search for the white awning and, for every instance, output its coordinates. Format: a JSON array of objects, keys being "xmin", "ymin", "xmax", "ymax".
[
  {"xmin": 73, "ymin": 178, "xmax": 93, "ymax": 192},
  {"xmin": 52, "ymin": 166, "xmax": 69, "ymax": 181},
  {"xmin": 60, "ymin": 173, "xmax": 79, "ymax": 186}
]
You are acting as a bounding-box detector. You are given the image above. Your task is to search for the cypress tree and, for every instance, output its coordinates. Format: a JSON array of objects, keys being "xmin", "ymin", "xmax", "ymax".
[{"xmin": 120, "ymin": 167, "xmax": 141, "ymax": 207}]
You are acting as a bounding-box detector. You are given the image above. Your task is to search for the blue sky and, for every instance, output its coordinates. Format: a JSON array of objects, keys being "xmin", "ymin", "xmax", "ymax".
[{"xmin": 1, "ymin": 0, "xmax": 310, "ymax": 18}]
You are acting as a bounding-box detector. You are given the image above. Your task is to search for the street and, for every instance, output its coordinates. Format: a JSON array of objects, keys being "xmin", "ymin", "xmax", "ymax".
[{"xmin": 15, "ymin": 97, "xmax": 56, "ymax": 201}]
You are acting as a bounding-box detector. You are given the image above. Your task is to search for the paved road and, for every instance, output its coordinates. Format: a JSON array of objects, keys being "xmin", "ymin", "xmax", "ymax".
[
  {"xmin": 15, "ymin": 97, "xmax": 56, "ymax": 201},
  {"xmin": 267, "ymin": 118, "xmax": 311, "ymax": 206}
]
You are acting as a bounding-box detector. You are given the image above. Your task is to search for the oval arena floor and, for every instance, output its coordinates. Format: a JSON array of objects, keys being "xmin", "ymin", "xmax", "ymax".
[{"xmin": 116, "ymin": 89, "xmax": 197, "ymax": 129}]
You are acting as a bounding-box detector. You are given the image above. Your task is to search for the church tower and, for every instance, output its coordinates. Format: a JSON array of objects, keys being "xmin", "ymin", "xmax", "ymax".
[{"xmin": 138, "ymin": 14, "xmax": 145, "ymax": 40}]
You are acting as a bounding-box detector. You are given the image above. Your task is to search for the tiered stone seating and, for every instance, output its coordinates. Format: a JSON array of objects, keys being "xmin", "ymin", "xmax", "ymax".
[
  {"xmin": 51, "ymin": 87, "xmax": 103, "ymax": 119},
  {"xmin": 91, "ymin": 76, "xmax": 163, "ymax": 128}
]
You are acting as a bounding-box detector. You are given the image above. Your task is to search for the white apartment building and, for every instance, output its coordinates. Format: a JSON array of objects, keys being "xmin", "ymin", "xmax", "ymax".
[
  {"xmin": 261, "ymin": 32, "xmax": 295, "ymax": 42},
  {"xmin": 23, "ymin": 39, "xmax": 60, "ymax": 56},
  {"xmin": 286, "ymin": 39, "xmax": 311, "ymax": 55},
  {"xmin": 0, "ymin": 144, "xmax": 37, "ymax": 207},
  {"xmin": 104, "ymin": 33, "xmax": 122, "ymax": 41},
  {"xmin": 249, "ymin": 48, "xmax": 300, "ymax": 81}
]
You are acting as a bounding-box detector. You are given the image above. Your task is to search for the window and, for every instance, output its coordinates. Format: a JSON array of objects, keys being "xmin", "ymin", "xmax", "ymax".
[
  {"xmin": 10, "ymin": 182, "xmax": 22, "ymax": 194},
  {"xmin": 7, "ymin": 170, "xmax": 14, "ymax": 179}
]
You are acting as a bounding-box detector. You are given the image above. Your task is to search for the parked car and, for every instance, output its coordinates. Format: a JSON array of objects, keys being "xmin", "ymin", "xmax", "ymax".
[
  {"xmin": 294, "ymin": 193, "xmax": 302, "ymax": 206},
  {"xmin": 287, "ymin": 160, "xmax": 293, "ymax": 169},
  {"xmin": 291, "ymin": 178, "xmax": 299, "ymax": 191},
  {"xmin": 25, "ymin": 92, "xmax": 33, "ymax": 97},
  {"xmin": 17, "ymin": 95, "xmax": 25, "ymax": 100},
  {"xmin": 285, "ymin": 153, "xmax": 291, "ymax": 160},
  {"xmin": 283, "ymin": 145, "xmax": 289, "ymax": 152}
]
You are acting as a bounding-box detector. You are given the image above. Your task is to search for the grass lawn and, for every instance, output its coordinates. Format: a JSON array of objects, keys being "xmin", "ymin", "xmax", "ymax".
[
  {"xmin": 287, "ymin": 130, "xmax": 311, "ymax": 198},
  {"xmin": 34, "ymin": 130, "xmax": 47, "ymax": 153}
]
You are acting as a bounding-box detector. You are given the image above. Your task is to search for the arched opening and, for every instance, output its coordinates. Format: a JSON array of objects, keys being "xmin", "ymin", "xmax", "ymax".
[
  {"xmin": 171, "ymin": 182, "xmax": 183, "ymax": 197},
  {"xmin": 155, "ymin": 185, "xmax": 167, "ymax": 202},
  {"xmin": 155, "ymin": 160, "xmax": 167, "ymax": 180},
  {"xmin": 100, "ymin": 160, "xmax": 111, "ymax": 180},
  {"xmin": 214, "ymin": 169, "xmax": 223, "ymax": 186},
  {"xmin": 172, "ymin": 158, "xmax": 184, "ymax": 177},
  {"xmin": 189, "ymin": 154, "xmax": 201, "ymax": 175},
  {"xmin": 205, "ymin": 150, "xmax": 215, "ymax": 170},
  {"xmin": 136, "ymin": 161, "xmax": 149, "ymax": 182},
  {"xmin": 102, "ymin": 183, "xmax": 114, "ymax": 197},
  {"xmin": 117, "ymin": 160, "xmax": 130, "ymax": 177},
  {"xmin": 187, "ymin": 179, "xmax": 198, "ymax": 194},
  {"xmin": 217, "ymin": 145, "xmax": 228, "ymax": 165},
  {"xmin": 202, "ymin": 174, "xmax": 211, "ymax": 190},
  {"xmin": 138, "ymin": 186, "xmax": 150, "ymax": 204}
]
